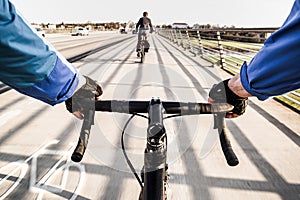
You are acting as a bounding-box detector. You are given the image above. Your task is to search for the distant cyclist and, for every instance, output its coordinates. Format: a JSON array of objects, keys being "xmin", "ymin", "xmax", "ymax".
[{"xmin": 136, "ymin": 11, "xmax": 153, "ymax": 57}]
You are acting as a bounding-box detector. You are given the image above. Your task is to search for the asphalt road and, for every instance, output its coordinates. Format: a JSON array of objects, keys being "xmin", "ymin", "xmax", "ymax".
[{"xmin": 0, "ymin": 31, "xmax": 299, "ymax": 200}]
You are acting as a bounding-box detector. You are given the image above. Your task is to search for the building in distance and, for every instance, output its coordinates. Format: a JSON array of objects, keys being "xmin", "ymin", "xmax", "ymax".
[{"xmin": 172, "ymin": 22, "xmax": 188, "ymax": 29}]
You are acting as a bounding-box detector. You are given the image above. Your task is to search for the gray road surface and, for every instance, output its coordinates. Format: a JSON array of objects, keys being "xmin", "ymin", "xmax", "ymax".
[{"xmin": 0, "ymin": 32, "xmax": 299, "ymax": 200}]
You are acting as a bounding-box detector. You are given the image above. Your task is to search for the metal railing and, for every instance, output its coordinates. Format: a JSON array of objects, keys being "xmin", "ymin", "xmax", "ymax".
[{"xmin": 158, "ymin": 28, "xmax": 300, "ymax": 113}]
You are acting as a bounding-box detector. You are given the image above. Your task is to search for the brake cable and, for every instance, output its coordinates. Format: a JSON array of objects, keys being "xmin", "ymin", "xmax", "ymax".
[{"xmin": 121, "ymin": 113, "xmax": 147, "ymax": 189}]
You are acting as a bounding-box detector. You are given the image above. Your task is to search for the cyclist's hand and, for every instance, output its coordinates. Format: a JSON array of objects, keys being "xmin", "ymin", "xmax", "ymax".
[
  {"xmin": 65, "ymin": 76, "xmax": 102, "ymax": 119},
  {"xmin": 209, "ymin": 79, "xmax": 247, "ymax": 118}
]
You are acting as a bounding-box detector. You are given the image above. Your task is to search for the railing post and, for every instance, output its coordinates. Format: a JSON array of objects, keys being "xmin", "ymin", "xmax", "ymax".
[
  {"xmin": 169, "ymin": 29, "xmax": 172, "ymax": 41},
  {"xmin": 186, "ymin": 30, "xmax": 191, "ymax": 50},
  {"xmin": 178, "ymin": 30, "xmax": 183, "ymax": 48},
  {"xmin": 197, "ymin": 30, "xmax": 204, "ymax": 56},
  {"xmin": 174, "ymin": 29, "xmax": 178, "ymax": 44},
  {"xmin": 217, "ymin": 31, "xmax": 226, "ymax": 69},
  {"xmin": 163, "ymin": 30, "xmax": 167, "ymax": 39},
  {"xmin": 174, "ymin": 29, "xmax": 179, "ymax": 46},
  {"xmin": 169, "ymin": 29, "xmax": 173, "ymax": 41},
  {"xmin": 171, "ymin": 29, "xmax": 176, "ymax": 43},
  {"xmin": 167, "ymin": 30, "xmax": 170, "ymax": 40}
]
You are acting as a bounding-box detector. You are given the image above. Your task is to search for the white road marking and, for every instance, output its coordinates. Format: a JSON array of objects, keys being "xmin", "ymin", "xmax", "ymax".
[
  {"xmin": 0, "ymin": 161, "xmax": 29, "ymax": 200},
  {"xmin": 0, "ymin": 140, "xmax": 86, "ymax": 200}
]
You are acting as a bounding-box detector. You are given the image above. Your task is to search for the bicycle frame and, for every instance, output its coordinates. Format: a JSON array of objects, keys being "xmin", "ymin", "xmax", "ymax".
[
  {"xmin": 140, "ymin": 32, "xmax": 147, "ymax": 63},
  {"xmin": 137, "ymin": 28, "xmax": 152, "ymax": 63}
]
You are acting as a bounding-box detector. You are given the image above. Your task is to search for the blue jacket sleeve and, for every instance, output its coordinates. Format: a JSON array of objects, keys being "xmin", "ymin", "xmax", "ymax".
[
  {"xmin": 0, "ymin": 0, "xmax": 79, "ymax": 105},
  {"xmin": 240, "ymin": 0, "xmax": 300, "ymax": 100}
]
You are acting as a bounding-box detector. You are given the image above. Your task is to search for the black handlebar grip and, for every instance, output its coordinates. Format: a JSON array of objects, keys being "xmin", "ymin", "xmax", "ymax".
[
  {"xmin": 215, "ymin": 114, "xmax": 239, "ymax": 166},
  {"xmin": 219, "ymin": 127, "xmax": 239, "ymax": 166},
  {"xmin": 71, "ymin": 109, "xmax": 95, "ymax": 162}
]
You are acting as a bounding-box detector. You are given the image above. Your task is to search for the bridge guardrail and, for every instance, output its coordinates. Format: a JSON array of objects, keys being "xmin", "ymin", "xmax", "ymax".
[{"xmin": 158, "ymin": 28, "xmax": 300, "ymax": 113}]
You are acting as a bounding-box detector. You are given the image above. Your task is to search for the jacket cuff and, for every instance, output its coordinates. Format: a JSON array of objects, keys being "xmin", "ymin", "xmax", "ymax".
[
  {"xmin": 15, "ymin": 57, "xmax": 79, "ymax": 105},
  {"xmin": 240, "ymin": 61, "xmax": 269, "ymax": 101}
]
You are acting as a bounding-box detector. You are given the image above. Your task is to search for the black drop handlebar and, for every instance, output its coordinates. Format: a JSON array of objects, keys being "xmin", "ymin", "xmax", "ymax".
[
  {"xmin": 96, "ymin": 100, "xmax": 233, "ymax": 114},
  {"xmin": 71, "ymin": 100, "xmax": 239, "ymax": 166}
]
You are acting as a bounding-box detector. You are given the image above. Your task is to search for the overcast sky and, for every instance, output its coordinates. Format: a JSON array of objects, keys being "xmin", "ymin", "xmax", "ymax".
[{"xmin": 12, "ymin": 0, "xmax": 295, "ymax": 27}]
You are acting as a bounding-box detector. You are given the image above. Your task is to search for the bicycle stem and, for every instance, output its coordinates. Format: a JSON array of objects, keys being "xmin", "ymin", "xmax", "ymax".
[
  {"xmin": 145, "ymin": 98, "xmax": 166, "ymax": 170},
  {"xmin": 144, "ymin": 98, "xmax": 167, "ymax": 200}
]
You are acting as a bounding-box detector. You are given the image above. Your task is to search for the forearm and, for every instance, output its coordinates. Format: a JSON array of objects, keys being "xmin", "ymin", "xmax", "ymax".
[
  {"xmin": 0, "ymin": 0, "xmax": 80, "ymax": 105},
  {"xmin": 14, "ymin": 56, "xmax": 82, "ymax": 105}
]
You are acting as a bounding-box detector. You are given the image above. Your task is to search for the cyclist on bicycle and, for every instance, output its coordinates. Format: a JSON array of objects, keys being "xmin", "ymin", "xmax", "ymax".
[
  {"xmin": 136, "ymin": 11, "xmax": 153, "ymax": 57},
  {"xmin": 209, "ymin": 0, "xmax": 300, "ymax": 118},
  {"xmin": 0, "ymin": 0, "xmax": 102, "ymax": 119}
]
